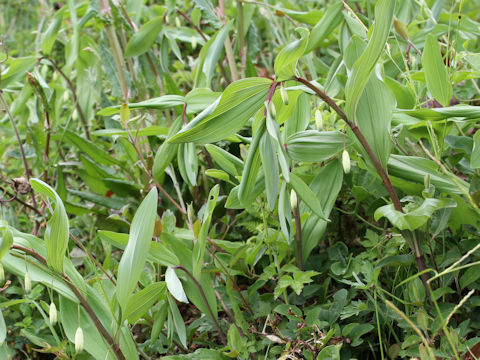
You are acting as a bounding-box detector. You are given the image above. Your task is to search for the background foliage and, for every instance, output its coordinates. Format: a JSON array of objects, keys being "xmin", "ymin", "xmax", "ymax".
[{"xmin": 1, "ymin": 0, "xmax": 480, "ymax": 359}]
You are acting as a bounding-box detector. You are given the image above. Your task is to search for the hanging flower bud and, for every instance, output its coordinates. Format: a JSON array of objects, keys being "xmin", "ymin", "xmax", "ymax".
[
  {"xmin": 72, "ymin": 108, "xmax": 78, "ymax": 121},
  {"xmin": 24, "ymin": 271, "xmax": 32, "ymax": 293},
  {"xmin": 269, "ymin": 101, "xmax": 276, "ymax": 120},
  {"xmin": 424, "ymin": 174, "xmax": 430, "ymax": 190},
  {"xmin": 289, "ymin": 190, "xmax": 297, "ymax": 210},
  {"xmin": 342, "ymin": 149, "xmax": 351, "ymax": 174},
  {"xmin": 49, "ymin": 302, "xmax": 57, "ymax": 325},
  {"xmin": 191, "ymin": 36, "xmax": 197, "ymax": 50},
  {"xmin": 0, "ymin": 264, "xmax": 4, "ymax": 285},
  {"xmin": 175, "ymin": 16, "xmax": 181, "ymax": 28},
  {"xmin": 280, "ymin": 86, "xmax": 289, "ymax": 105},
  {"xmin": 315, "ymin": 109, "xmax": 323, "ymax": 130},
  {"xmin": 75, "ymin": 327, "xmax": 84, "ymax": 352}
]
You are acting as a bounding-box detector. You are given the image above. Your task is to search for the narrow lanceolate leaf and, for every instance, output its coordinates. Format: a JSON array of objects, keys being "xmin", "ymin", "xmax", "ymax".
[
  {"xmin": 285, "ymin": 92, "xmax": 310, "ymax": 139},
  {"xmin": 63, "ymin": 130, "xmax": 121, "ymax": 165},
  {"xmin": 239, "ymin": 120, "xmax": 266, "ymax": 205},
  {"xmin": 305, "ymin": 2, "xmax": 344, "ymax": 53},
  {"xmin": 205, "ymin": 144, "xmax": 243, "ymax": 176},
  {"xmin": 422, "ymin": 33, "xmax": 452, "ymax": 107},
  {"xmin": 388, "ymin": 155, "xmax": 469, "ymax": 194},
  {"xmin": 286, "ymin": 130, "xmax": 351, "ymax": 162},
  {"xmin": 401, "ymin": 105, "xmax": 480, "ymax": 120},
  {"xmin": 289, "ymin": 173, "xmax": 328, "ymax": 221},
  {"xmin": 98, "ymin": 95, "xmax": 184, "ymax": 116},
  {"xmin": 345, "ymin": 0, "xmax": 395, "ymax": 120},
  {"xmin": 0, "ymin": 223, "xmax": 13, "ymax": 261},
  {"xmin": 169, "ymin": 78, "xmax": 272, "ymax": 144},
  {"xmin": 194, "ymin": 22, "xmax": 233, "ymax": 87},
  {"xmin": 125, "ymin": 16, "xmax": 163, "ymax": 57},
  {"xmin": 260, "ymin": 133, "xmax": 279, "ymax": 210},
  {"xmin": 354, "ymin": 75, "xmax": 395, "ymax": 169},
  {"xmin": 274, "ymin": 28, "xmax": 309, "ymax": 81},
  {"xmin": 125, "ymin": 282, "xmax": 166, "ymax": 324},
  {"xmin": 153, "ymin": 116, "xmax": 183, "ymax": 179},
  {"xmin": 41, "ymin": 7, "xmax": 64, "ymax": 55},
  {"xmin": 471, "ymin": 131, "xmax": 480, "ymax": 169},
  {"xmin": 302, "ymin": 160, "xmax": 343, "ymax": 260},
  {"xmin": 30, "ymin": 179, "xmax": 69, "ymax": 274},
  {"xmin": 193, "ymin": 185, "xmax": 219, "ymax": 279},
  {"xmin": 117, "ymin": 187, "xmax": 158, "ymax": 317}
]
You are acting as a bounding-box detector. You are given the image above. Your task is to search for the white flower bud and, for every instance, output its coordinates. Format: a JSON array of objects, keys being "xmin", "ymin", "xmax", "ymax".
[
  {"xmin": 75, "ymin": 327, "xmax": 84, "ymax": 352},
  {"xmin": 24, "ymin": 271, "xmax": 31, "ymax": 293},
  {"xmin": 424, "ymin": 174, "xmax": 430, "ymax": 190},
  {"xmin": 290, "ymin": 190, "xmax": 297, "ymax": 210},
  {"xmin": 191, "ymin": 36, "xmax": 197, "ymax": 50},
  {"xmin": 175, "ymin": 16, "xmax": 181, "ymax": 28},
  {"xmin": 72, "ymin": 108, "xmax": 78, "ymax": 121},
  {"xmin": 342, "ymin": 149, "xmax": 351, "ymax": 174},
  {"xmin": 315, "ymin": 109, "xmax": 323, "ymax": 130},
  {"xmin": 49, "ymin": 302, "xmax": 57, "ymax": 325},
  {"xmin": 269, "ymin": 102, "xmax": 276, "ymax": 120},
  {"xmin": 280, "ymin": 86, "xmax": 289, "ymax": 105}
]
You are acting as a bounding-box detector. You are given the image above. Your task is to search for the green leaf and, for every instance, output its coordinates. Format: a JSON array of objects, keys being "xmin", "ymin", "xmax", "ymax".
[
  {"xmin": 345, "ymin": 0, "xmax": 395, "ymax": 120},
  {"xmin": 169, "ymin": 78, "xmax": 271, "ymax": 144},
  {"xmin": 289, "ymin": 172, "xmax": 327, "ymax": 221},
  {"xmin": 153, "ymin": 116, "xmax": 183, "ymax": 179},
  {"xmin": 274, "ymin": 28, "xmax": 309, "ymax": 81},
  {"xmin": 98, "ymin": 95, "xmax": 184, "ymax": 116},
  {"xmin": 385, "ymin": 76, "xmax": 416, "ymax": 109},
  {"xmin": 278, "ymin": 181, "xmax": 293, "ymax": 240},
  {"xmin": 284, "ymin": 92, "xmax": 310, "ymax": 139},
  {"xmin": 305, "ymin": 2, "xmax": 344, "ymax": 53},
  {"xmin": 286, "ymin": 130, "xmax": 351, "ymax": 162},
  {"xmin": 388, "ymin": 155, "xmax": 469, "ymax": 195},
  {"xmin": 30, "ymin": 179, "xmax": 69, "ymax": 274},
  {"xmin": 354, "ymin": 75, "xmax": 395, "ymax": 169},
  {"xmin": 260, "ymin": 133, "xmax": 279, "ymax": 210},
  {"xmin": 194, "ymin": 22, "xmax": 232, "ymax": 87},
  {"xmin": 167, "ymin": 294, "xmax": 187, "ymax": 348},
  {"xmin": 205, "ymin": 169, "xmax": 231, "ymax": 182},
  {"xmin": 125, "ymin": 282, "xmax": 166, "ymax": 324},
  {"xmin": 402, "ymin": 105, "xmax": 480, "ymax": 121},
  {"xmin": 177, "ymin": 143, "xmax": 198, "ymax": 186},
  {"xmin": 0, "ymin": 311, "xmax": 5, "ymax": 345},
  {"xmin": 471, "ymin": 131, "xmax": 480, "ymax": 169},
  {"xmin": 92, "ymin": 126, "xmax": 169, "ymax": 138},
  {"xmin": 374, "ymin": 198, "xmax": 449, "ymax": 231},
  {"xmin": 205, "ymin": 144, "xmax": 243, "ymax": 176},
  {"xmin": 302, "ymin": 160, "xmax": 343, "ymax": 260},
  {"xmin": 421, "ymin": 33, "xmax": 452, "ymax": 107},
  {"xmin": 125, "ymin": 17, "xmax": 163, "ymax": 57},
  {"xmin": 41, "ymin": 8, "xmax": 64, "ymax": 55},
  {"xmin": 63, "ymin": 130, "xmax": 121, "ymax": 165},
  {"xmin": 0, "ymin": 223, "xmax": 13, "ymax": 261},
  {"xmin": 193, "ymin": 185, "xmax": 219, "ymax": 279},
  {"xmin": 239, "ymin": 120, "xmax": 265, "ymax": 205},
  {"xmin": 98, "ymin": 230, "xmax": 179, "ymax": 267},
  {"xmin": 460, "ymin": 265, "xmax": 480, "ymax": 289},
  {"xmin": 185, "ymin": 88, "xmax": 221, "ymax": 114},
  {"xmin": 116, "ymin": 188, "xmax": 158, "ymax": 317},
  {"xmin": 165, "ymin": 267, "xmax": 188, "ymax": 303}
]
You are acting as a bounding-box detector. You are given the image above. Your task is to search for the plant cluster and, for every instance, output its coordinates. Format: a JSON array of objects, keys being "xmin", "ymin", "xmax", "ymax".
[{"xmin": 0, "ymin": 0, "xmax": 480, "ymax": 359}]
